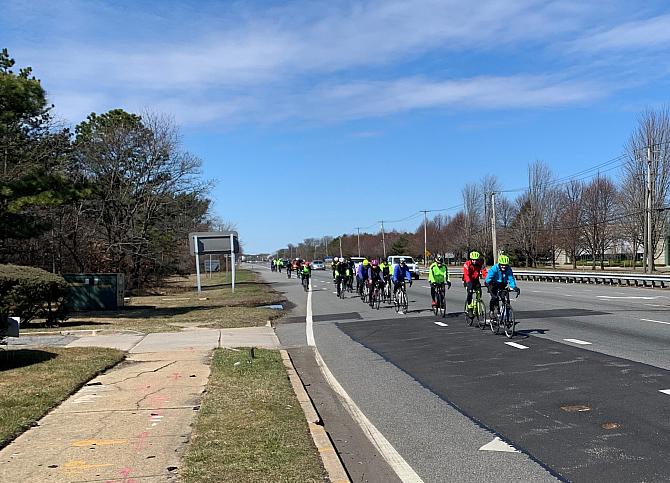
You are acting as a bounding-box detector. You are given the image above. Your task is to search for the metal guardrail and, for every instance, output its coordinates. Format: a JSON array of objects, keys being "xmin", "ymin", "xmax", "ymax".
[{"xmin": 418, "ymin": 267, "xmax": 670, "ymax": 288}]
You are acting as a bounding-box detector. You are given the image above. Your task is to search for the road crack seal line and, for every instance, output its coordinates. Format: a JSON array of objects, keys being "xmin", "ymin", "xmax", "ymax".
[{"xmin": 104, "ymin": 361, "xmax": 178, "ymax": 386}]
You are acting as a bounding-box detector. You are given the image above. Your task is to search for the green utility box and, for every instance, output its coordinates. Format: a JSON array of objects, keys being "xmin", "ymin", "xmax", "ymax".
[{"xmin": 64, "ymin": 273, "xmax": 125, "ymax": 311}]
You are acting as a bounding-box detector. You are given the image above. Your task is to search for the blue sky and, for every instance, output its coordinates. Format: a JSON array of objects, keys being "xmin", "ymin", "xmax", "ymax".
[{"xmin": 3, "ymin": 0, "xmax": 670, "ymax": 253}]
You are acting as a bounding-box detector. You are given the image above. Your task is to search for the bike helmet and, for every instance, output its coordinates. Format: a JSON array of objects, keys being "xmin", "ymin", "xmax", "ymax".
[
  {"xmin": 498, "ymin": 255, "xmax": 510, "ymax": 265},
  {"xmin": 363, "ymin": 259, "xmax": 370, "ymax": 267},
  {"xmin": 435, "ymin": 255, "xmax": 444, "ymax": 263},
  {"xmin": 469, "ymin": 251, "xmax": 480, "ymax": 260},
  {"xmin": 371, "ymin": 259, "xmax": 379, "ymax": 266},
  {"xmin": 333, "ymin": 257, "xmax": 339, "ymax": 262},
  {"xmin": 399, "ymin": 259, "xmax": 406, "ymax": 264}
]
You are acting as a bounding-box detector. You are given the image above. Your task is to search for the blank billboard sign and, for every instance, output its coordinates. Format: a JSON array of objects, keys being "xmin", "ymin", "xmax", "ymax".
[{"xmin": 189, "ymin": 232, "xmax": 240, "ymax": 255}]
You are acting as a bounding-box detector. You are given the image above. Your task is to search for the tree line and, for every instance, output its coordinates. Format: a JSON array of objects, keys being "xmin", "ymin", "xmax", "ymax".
[
  {"xmin": 280, "ymin": 109, "xmax": 670, "ymax": 271},
  {"xmin": 0, "ymin": 49, "xmax": 224, "ymax": 289}
]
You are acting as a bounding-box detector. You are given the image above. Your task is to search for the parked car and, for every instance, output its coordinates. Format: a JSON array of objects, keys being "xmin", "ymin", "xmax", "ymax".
[
  {"xmin": 388, "ymin": 255, "xmax": 420, "ymax": 279},
  {"xmin": 311, "ymin": 260, "xmax": 326, "ymax": 270}
]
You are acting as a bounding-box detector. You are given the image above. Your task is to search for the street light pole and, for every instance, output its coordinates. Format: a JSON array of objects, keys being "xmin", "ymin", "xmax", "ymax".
[
  {"xmin": 491, "ymin": 192, "xmax": 498, "ymax": 264},
  {"xmin": 356, "ymin": 227, "xmax": 361, "ymax": 257},
  {"xmin": 647, "ymin": 146, "xmax": 654, "ymax": 273},
  {"xmin": 380, "ymin": 221, "xmax": 386, "ymax": 259}
]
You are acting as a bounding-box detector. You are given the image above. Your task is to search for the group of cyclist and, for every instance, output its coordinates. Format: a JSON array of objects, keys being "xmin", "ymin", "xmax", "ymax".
[
  {"xmin": 273, "ymin": 250, "xmax": 520, "ymax": 319},
  {"xmin": 329, "ymin": 252, "xmax": 520, "ymax": 321}
]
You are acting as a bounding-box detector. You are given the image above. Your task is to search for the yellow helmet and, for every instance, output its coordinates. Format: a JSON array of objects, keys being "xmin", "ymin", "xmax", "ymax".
[
  {"xmin": 498, "ymin": 255, "xmax": 510, "ymax": 265},
  {"xmin": 469, "ymin": 251, "xmax": 480, "ymax": 260},
  {"xmin": 363, "ymin": 259, "xmax": 370, "ymax": 267}
]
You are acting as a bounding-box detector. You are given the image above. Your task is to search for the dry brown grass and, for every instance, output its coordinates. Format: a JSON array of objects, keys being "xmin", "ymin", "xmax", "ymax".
[{"xmin": 23, "ymin": 270, "xmax": 285, "ymax": 334}]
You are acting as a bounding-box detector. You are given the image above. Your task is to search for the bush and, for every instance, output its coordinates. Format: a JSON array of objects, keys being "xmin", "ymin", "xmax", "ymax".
[{"xmin": 0, "ymin": 265, "xmax": 69, "ymax": 326}]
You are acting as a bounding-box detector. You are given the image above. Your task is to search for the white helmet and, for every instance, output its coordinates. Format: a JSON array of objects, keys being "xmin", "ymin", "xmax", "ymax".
[{"xmin": 334, "ymin": 257, "xmax": 339, "ymax": 262}]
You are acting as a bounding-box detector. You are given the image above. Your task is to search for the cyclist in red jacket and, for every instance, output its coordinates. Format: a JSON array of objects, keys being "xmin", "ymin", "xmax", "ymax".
[{"xmin": 463, "ymin": 251, "xmax": 487, "ymax": 312}]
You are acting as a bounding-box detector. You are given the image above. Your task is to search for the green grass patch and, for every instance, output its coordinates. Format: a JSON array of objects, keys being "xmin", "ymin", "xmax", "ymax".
[
  {"xmin": 24, "ymin": 270, "xmax": 284, "ymax": 334},
  {"xmin": 0, "ymin": 347, "xmax": 124, "ymax": 447},
  {"xmin": 182, "ymin": 349, "xmax": 327, "ymax": 483}
]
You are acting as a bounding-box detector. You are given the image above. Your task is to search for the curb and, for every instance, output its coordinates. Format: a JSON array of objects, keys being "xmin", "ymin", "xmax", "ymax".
[{"xmin": 280, "ymin": 350, "xmax": 350, "ymax": 483}]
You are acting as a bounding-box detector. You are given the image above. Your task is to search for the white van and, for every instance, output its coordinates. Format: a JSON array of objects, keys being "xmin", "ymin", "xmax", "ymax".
[
  {"xmin": 350, "ymin": 257, "xmax": 365, "ymax": 272},
  {"xmin": 388, "ymin": 256, "xmax": 420, "ymax": 279}
]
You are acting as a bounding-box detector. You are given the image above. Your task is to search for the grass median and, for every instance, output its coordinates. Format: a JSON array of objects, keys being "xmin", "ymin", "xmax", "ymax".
[
  {"xmin": 23, "ymin": 269, "xmax": 285, "ymax": 334},
  {"xmin": 0, "ymin": 347, "xmax": 124, "ymax": 448},
  {"xmin": 182, "ymin": 348, "xmax": 327, "ymax": 483}
]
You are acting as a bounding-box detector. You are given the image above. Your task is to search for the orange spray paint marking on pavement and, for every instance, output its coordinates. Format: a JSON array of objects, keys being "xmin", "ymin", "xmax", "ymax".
[
  {"xmin": 63, "ymin": 460, "xmax": 114, "ymax": 472},
  {"xmin": 170, "ymin": 372, "xmax": 182, "ymax": 381},
  {"xmin": 71, "ymin": 439, "xmax": 128, "ymax": 447}
]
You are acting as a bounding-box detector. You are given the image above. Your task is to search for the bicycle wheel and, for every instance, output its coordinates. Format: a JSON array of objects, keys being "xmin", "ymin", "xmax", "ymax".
[
  {"xmin": 489, "ymin": 306, "xmax": 499, "ymax": 333},
  {"xmin": 339, "ymin": 280, "xmax": 346, "ymax": 299},
  {"xmin": 476, "ymin": 300, "xmax": 487, "ymax": 329},
  {"xmin": 504, "ymin": 306, "xmax": 516, "ymax": 338},
  {"xmin": 395, "ymin": 292, "xmax": 401, "ymax": 312},
  {"xmin": 494, "ymin": 306, "xmax": 503, "ymax": 334},
  {"xmin": 402, "ymin": 291, "xmax": 409, "ymax": 312},
  {"xmin": 375, "ymin": 288, "xmax": 381, "ymax": 310},
  {"xmin": 440, "ymin": 291, "xmax": 447, "ymax": 318},
  {"xmin": 464, "ymin": 300, "xmax": 474, "ymax": 326}
]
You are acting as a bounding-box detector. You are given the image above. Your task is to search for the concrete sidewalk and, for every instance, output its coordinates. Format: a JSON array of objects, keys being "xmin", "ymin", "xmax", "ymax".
[{"xmin": 0, "ymin": 327, "xmax": 280, "ymax": 482}]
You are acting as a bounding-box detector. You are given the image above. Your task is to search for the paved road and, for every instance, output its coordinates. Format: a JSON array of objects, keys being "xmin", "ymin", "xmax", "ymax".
[{"xmin": 257, "ymin": 263, "xmax": 670, "ymax": 483}]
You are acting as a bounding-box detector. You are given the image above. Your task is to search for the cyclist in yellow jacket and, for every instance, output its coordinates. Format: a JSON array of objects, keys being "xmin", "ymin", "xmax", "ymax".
[{"xmin": 428, "ymin": 255, "xmax": 451, "ymax": 307}]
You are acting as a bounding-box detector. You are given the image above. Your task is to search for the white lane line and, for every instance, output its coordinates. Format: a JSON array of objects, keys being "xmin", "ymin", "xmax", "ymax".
[
  {"xmin": 640, "ymin": 318, "xmax": 670, "ymax": 326},
  {"xmin": 434, "ymin": 322, "xmax": 448, "ymax": 327},
  {"xmin": 563, "ymin": 338, "xmax": 592, "ymax": 345},
  {"xmin": 504, "ymin": 342, "xmax": 529, "ymax": 350},
  {"xmin": 562, "ymin": 294, "xmax": 573, "ymax": 297},
  {"xmin": 598, "ymin": 296, "xmax": 660, "ymax": 300},
  {"xmin": 660, "ymin": 389, "xmax": 670, "ymax": 396},
  {"xmin": 306, "ymin": 279, "xmax": 423, "ymax": 482},
  {"xmin": 646, "ymin": 304, "xmax": 665, "ymax": 307}
]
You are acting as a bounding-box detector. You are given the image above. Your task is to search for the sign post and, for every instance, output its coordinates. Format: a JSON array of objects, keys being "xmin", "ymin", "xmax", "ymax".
[
  {"xmin": 193, "ymin": 235, "xmax": 202, "ymax": 294},
  {"xmin": 189, "ymin": 231, "xmax": 240, "ymax": 294}
]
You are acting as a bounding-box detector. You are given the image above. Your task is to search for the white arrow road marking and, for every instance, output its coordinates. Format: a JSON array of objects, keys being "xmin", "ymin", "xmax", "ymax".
[
  {"xmin": 597, "ymin": 296, "xmax": 661, "ymax": 300},
  {"xmin": 434, "ymin": 322, "xmax": 448, "ymax": 327},
  {"xmin": 479, "ymin": 437, "xmax": 519, "ymax": 452},
  {"xmin": 640, "ymin": 318, "xmax": 670, "ymax": 326},
  {"xmin": 660, "ymin": 389, "xmax": 670, "ymax": 396},
  {"xmin": 505, "ymin": 342, "xmax": 529, "ymax": 350},
  {"xmin": 563, "ymin": 339, "xmax": 592, "ymax": 345}
]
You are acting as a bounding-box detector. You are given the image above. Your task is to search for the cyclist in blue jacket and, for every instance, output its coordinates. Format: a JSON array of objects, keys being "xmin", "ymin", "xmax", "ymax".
[
  {"xmin": 485, "ymin": 255, "xmax": 520, "ymax": 318},
  {"xmin": 392, "ymin": 259, "xmax": 413, "ymax": 298}
]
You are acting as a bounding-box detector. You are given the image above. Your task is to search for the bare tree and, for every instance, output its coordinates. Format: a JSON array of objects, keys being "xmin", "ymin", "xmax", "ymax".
[
  {"xmin": 582, "ymin": 175, "xmax": 619, "ymax": 269},
  {"xmin": 557, "ymin": 180, "xmax": 585, "ymax": 268},
  {"xmin": 623, "ymin": 107, "xmax": 670, "ymax": 271}
]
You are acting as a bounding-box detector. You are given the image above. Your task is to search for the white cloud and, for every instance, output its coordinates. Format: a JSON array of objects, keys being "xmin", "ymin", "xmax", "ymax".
[{"xmin": 570, "ymin": 13, "xmax": 670, "ymax": 52}]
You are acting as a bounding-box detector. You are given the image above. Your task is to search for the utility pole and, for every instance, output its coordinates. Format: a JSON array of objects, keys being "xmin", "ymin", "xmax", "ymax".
[
  {"xmin": 647, "ymin": 146, "xmax": 654, "ymax": 273},
  {"xmin": 421, "ymin": 210, "xmax": 428, "ymax": 267},
  {"xmin": 491, "ymin": 192, "xmax": 498, "ymax": 264},
  {"xmin": 380, "ymin": 221, "xmax": 386, "ymax": 259},
  {"xmin": 355, "ymin": 227, "xmax": 361, "ymax": 257},
  {"xmin": 339, "ymin": 237, "xmax": 343, "ymax": 258}
]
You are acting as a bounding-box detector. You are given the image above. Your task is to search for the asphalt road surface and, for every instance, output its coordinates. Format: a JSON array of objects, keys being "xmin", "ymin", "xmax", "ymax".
[{"xmin": 257, "ymin": 264, "xmax": 670, "ymax": 483}]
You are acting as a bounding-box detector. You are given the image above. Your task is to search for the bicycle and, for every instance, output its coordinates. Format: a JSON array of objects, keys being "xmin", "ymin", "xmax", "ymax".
[
  {"xmin": 286, "ymin": 267, "xmax": 292, "ymax": 279},
  {"xmin": 489, "ymin": 287, "xmax": 519, "ymax": 338},
  {"xmin": 370, "ymin": 282, "xmax": 382, "ymax": 310},
  {"xmin": 337, "ymin": 276, "xmax": 346, "ymax": 299},
  {"xmin": 360, "ymin": 280, "xmax": 369, "ymax": 302},
  {"xmin": 383, "ymin": 278, "xmax": 393, "ymax": 303},
  {"xmin": 464, "ymin": 286, "xmax": 487, "ymax": 329},
  {"xmin": 394, "ymin": 281, "xmax": 409, "ymax": 313},
  {"xmin": 433, "ymin": 282, "xmax": 447, "ymax": 318},
  {"xmin": 302, "ymin": 274, "xmax": 310, "ymax": 292}
]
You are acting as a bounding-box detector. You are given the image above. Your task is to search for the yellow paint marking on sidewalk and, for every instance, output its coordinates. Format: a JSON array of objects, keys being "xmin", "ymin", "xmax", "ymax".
[
  {"xmin": 71, "ymin": 439, "xmax": 128, "ymax": 447},
  {"xmin": 63, "ymin": 460, "xmax": 114, "ymax": 472}
]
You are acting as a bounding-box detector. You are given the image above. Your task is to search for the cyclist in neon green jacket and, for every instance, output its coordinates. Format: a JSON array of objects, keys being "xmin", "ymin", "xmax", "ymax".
[{"xmin": 428, "ymin": 255, "xmax": 451, "ymax": 307}]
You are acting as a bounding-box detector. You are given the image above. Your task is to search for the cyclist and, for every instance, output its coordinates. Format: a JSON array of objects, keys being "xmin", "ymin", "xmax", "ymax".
[
  {"xmin": 392, "ymin": 258, "xmax": 412, "ymax": 298},
  {"xmin": 485, "ymin": 255, "xmax": 520, "ymax": 321},
  {"xmin": 332, "ymin": 257, "xmax": 339, "ymax": 281},
  {"xmin": 366, "ymin": 259, "xmax": 385, "ymax": 304},
  {"xmin": 428, "ymin": 255, "xmax": 451, "ymax": 307},
  {"xmin": 463, "ymin": 251, "xmax": 487, "ymax": 313},
  {"xmin": 335, "ymin": 257, "xmax": 349, "ymax": 296},
  {"xmin": 286, "ymin": 260, "xmax": 293, "ymax": 278},
  {"xmin": 380, "ymin": 259, "xmax": 391, "ymax": 284},
  {"xmin": 347, "ymin": 257, "xmax": 356, "ymax": 291},
  {"xmin": 356, "ymin": 259, "xmax": 370, "ymax": 296},
  {"xmin": 302, "ymin": 261, "xmax": 312, "ymax": 287}
]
